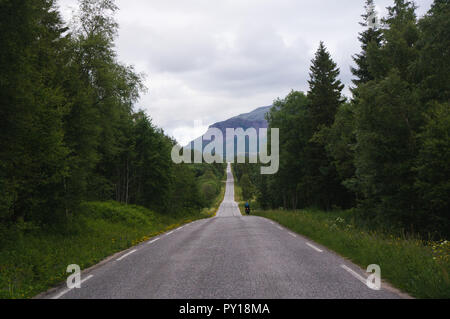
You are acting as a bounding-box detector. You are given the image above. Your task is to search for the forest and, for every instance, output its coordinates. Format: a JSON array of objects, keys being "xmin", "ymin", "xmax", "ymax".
[
  {"xmin": 0, "ymin": 0, "xmax": 225, "ymax": 235},
  {"xmin": 235, "ymin": 0, "xmax": 449, "ymax": 238}
]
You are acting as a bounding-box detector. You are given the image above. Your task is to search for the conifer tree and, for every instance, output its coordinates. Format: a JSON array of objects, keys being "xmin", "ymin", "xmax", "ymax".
[
  {"xmin": 351, "ymin": 0, "xmax": 383, "ymax": 87},
  {"xmin": 353, "ymin": 0, "xmax": 422, "ymax": 227},
  {"xmin": 0, "ymin": 0, "xmax": 70, "ymax": 223},
  {"xmin": 307, "ymin": 42, "xmax": 345, "ymax": 128},
  {"xmin": 305, "ymin": 42, "xmax": 350, "ymax": 209}
]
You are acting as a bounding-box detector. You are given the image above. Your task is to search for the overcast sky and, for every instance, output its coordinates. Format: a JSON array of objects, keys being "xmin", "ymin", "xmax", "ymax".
[{"xmin": 58, "ymin": 0, "xmax": 433, "ymax": 145}]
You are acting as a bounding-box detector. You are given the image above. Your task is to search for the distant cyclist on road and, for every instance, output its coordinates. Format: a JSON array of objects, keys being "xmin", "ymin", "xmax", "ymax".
[{"xmin": 245, "ymin": 201, "xmax": 250, "ymax": 215}]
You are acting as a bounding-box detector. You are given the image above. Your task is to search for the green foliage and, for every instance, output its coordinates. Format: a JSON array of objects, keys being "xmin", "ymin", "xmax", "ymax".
[
  {"xmin": 353, "ymin": 70, "xmax": 422, "ymax": 227},
  {"xmin": 239, "ymin": 174, "xmax": 253, "ymax": 201},
  {"xmin": 266, "ymin": 91, "xmax": 311, "ymax": 209},
  {"xmin": 351, "ymin": 0, "xmax": 383, "ymax": 87},
  {"xmin": 415, "ymin": 0, "xmax": 450, "ymax": 103},
  {"xmin": 316, "ymin": 102, "xmax": 357, "ymax": 197},
  {"xmin": 196, "ymin": 164, "xmax": 226, "ymax": 207},
  {"xmin": 0, "ymin": 0, "xmax": 70, "ymax": 224},
  {"xmin": 349, "ymin": 0, "xmax": 449, "ymax": 236},
  {"xmin": 306, "ymin": 42, "xmax": 352, "ymax": 209},
  {"xmin": 233, "ymin": 160, "xmax": 263, "ymax": 207},
  {"xmin": 379, "ymin": 0, "xmax": 419, "ymax": 81},
  {"xmin": 414, "ymin": 102, "xmax": 450, "ymax": 234},
  {"xmin": 307, "ymin": 41, "xmax": 345, "ymax": 128}
]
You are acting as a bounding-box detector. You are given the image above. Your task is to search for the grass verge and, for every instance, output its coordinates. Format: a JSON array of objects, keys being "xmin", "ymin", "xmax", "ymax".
[
  {"xmin": 253, "ymin": 208, "xmax": 450, "ymax": 299},
  {"xmin": 0, "ymin": 182, "xmax": 225, "ymax": 299},
  {"xmin": 202, "ymin": 178, "xmax": 226, "ymax": 217}
]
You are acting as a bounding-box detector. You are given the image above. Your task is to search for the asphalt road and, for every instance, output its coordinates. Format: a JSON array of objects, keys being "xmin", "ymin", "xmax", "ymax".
[{"xmin": 44, "ymin": 163, "xmax": 404, "ymax": 299}]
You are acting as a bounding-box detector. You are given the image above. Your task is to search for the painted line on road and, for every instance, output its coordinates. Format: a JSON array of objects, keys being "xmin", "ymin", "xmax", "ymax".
[
  {"xmin": 289, "ymin": 233, "xmax": 297, "ymax": 238},
  {"xmin": 305, "ymin": 242, "xmax": 323, "ymax": 253},
  {"xmin": 340, "ymin": 264, "xmax": 367, "ymax": 285},
  {"xmin": 166, "ymin": 231, "xmax": 173, "ymax": 235},
  {"xmin": 148, "ymin": 238, "xmax": 160, "ymax": 245},
  {"xmin": 269, "ymin": 221, "xmax": 274, "ymax": 225},
  {"xmin": 277, "ymin": 226, "xmax": 283, "ymax": 230},
  {"xmin": 51, "ymin": 275, "xmax": 94, "ymax": 299},
  {"xmin": 116, "ymin": 249, "xmax": 137, "ymax": 261}
]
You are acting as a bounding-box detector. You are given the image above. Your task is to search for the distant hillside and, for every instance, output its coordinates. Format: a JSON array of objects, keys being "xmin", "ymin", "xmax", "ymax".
[
  {"xmin": 209, "ymin": 105, "xmax": 271, "ymax": 133},
  {"xmin": 188, "ymin": 105, "xmax": 272, "ymax": 156}
]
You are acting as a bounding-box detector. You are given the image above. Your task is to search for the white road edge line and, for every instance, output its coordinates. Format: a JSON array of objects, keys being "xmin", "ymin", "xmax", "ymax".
[
  {"xmin": 166, "ymin": 231, "xmax": 173, "ymax": 235},
  {"xmin": 277, "ymin": 226, "xmax": 283, "ymax": 230},
  {"xmin": 116, "ymin": 249, "xmax": 137, "ymax": 261},
  {"xmin": 289, "ymin": 233, "xmax": 297, "ymax": 238},
  {"xmin": 148, "ymin": 238, "xmax": 160, "ymax": 244},
  {"xmin": 51, "ymin": 275, "xmax": 94, "ymax": 299},
  {"xmin": 305, "ymin": 242, "xmax": 323, "ymax": 253},
  {"xmin": 340, "ymin": 264, "xmax": 367, "ymax": 285}
]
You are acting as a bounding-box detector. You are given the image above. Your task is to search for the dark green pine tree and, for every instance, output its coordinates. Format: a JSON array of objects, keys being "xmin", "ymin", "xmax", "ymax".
[
  {"xmin": 413, "ymin": 0, "xmax": 450, "ymax": 236},
  {"xmin": 0, "ymin": 0, "xmax": 70, "ymax": 223},
  {"xmin": 256, "ymin": 174, "xmax": 270, "ymax": 210},
  {"xmin": 351, "ymin": 0, "xmax": 383, "ymax": 87},
  {"xmin": 415, "ymin": 0, "xmax": 450, "ymax": 103},
  {"xmin": 382, "ymin": 0, "xmax": 419, "ymax": 81},
  {"xmin": 305, "ymin": 42, "xmax": 351, "ymax": 209},
  {"xmin": 307, "ymin": 41, "xmax": 345, "ymax": 128},
  {"xmin": 353, "ymin": 0, "xmax": 422, "ymax": 229}
]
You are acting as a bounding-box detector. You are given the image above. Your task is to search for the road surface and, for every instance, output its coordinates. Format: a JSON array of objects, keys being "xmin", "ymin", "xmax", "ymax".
[{"xmin": 43, "ymin": 163, "xmax": 404, "ymax": 299}]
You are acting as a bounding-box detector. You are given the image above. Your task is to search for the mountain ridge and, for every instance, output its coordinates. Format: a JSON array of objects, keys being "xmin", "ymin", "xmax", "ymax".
[{"xmin": 187, "ymin": 105, "xmax": 272, "ymax": 154}]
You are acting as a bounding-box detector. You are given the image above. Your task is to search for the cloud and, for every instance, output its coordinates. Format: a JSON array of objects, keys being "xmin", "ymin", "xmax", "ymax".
[{"xmin": 57, "ymin": 0, "xmax": 434, "ymax": 145}]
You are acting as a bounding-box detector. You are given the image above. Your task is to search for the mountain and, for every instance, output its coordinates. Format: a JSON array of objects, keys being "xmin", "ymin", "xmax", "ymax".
[
  {"xmin": 209, "ymin": 105, "xmax": 271, "ymax": 133},
  {"xmin": 187, "ymin": 105, "xmax": 272, "ymax": 157}
]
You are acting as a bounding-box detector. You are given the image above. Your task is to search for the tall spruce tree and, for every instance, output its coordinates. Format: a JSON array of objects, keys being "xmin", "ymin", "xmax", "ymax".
[
  {"xmin": 0, "ymin": 0, "xmax": 70, "ymax": 223},
  {"xmin": 413, "ymin": 0, "xmax": 450, "ymax": 236},
  {"xmin": 353, "ymin": 0, "xmax": 422, "ymax": 229},
  {"xmin": 351, "ymin": 0, "xmax": 383, "ymax": 87},
  {"xmin": 415, "ymin": 0, "xmax": 450, "ymax": 103},
  {"xmin": 307, "ymin": 42, "xmax": 345, "ymax": 128},
  {"xmin": 320, "ymin": 0, "xmax": 383, "ymax": 206},
  {"xmin": 305, "ymin": 42, "xmax": 351, "ymax": 209}
]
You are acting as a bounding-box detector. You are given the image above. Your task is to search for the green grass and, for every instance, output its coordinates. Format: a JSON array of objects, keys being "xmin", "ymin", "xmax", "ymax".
[
  {"xmin": 234, "ymin": 182, "xmax": 244, "ymax": 213},
  {"xmin": 0, "ymin": 181, "xmax": 225, "ymax": 299},
  {"xmin": 253, "ymin": 208, "xmax": 450, "ymax": 298},
  {"xmin": 202, "ymin": 178, "xmax": 226, "ymax": 217},
  {"xmin": 231, "ymin": 166, "xmax": 246, "ymax": 215}
]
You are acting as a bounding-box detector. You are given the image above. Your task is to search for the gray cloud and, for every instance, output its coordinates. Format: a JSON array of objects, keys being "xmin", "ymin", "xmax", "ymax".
[{"xmin": 58, "ymin": 0, "xmax": 434, "ymax": 145}]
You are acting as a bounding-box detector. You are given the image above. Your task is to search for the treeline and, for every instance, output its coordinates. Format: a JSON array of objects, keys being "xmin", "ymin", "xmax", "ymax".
[
  {"xmin": 238, "ymin": 0, "xmax": 449, "ymax": 237},
  {"xmin": 0, "ymin": 0, "xmax": 224, "ymax": 229}
]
